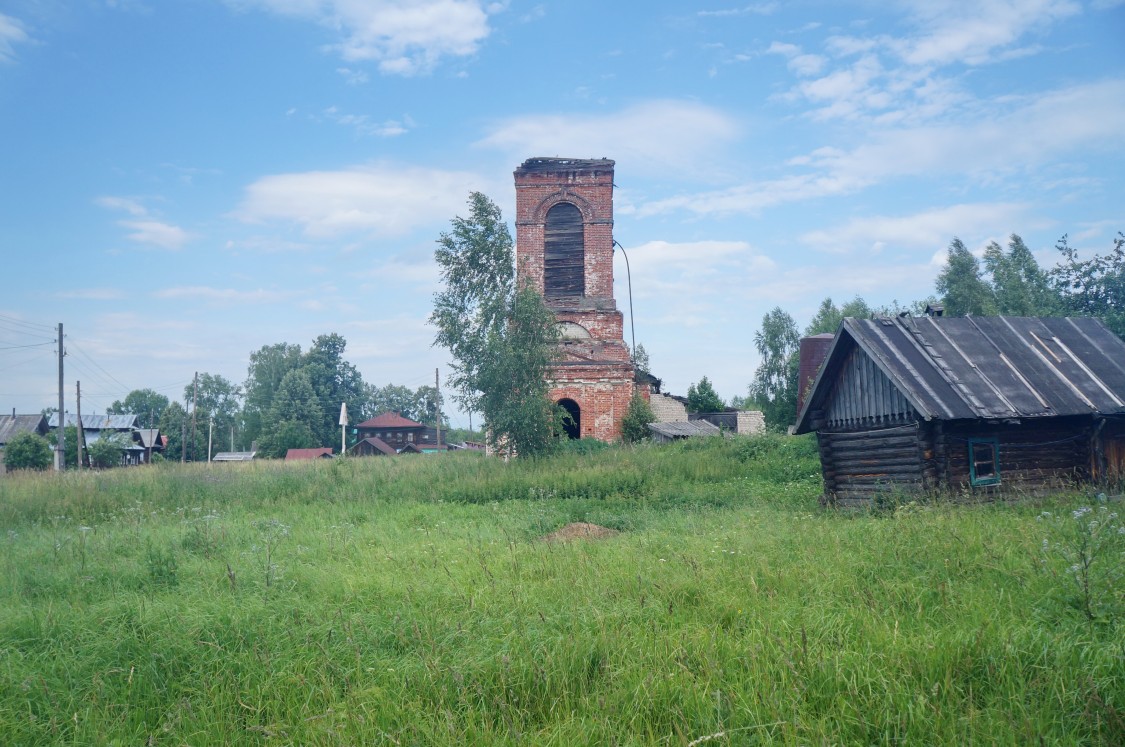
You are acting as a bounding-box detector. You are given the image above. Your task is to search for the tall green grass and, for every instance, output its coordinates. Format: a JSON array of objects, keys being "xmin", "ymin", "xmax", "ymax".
[{"xmin": 0, "ymin": 435, "xmax": 1121, "ymax": 745}]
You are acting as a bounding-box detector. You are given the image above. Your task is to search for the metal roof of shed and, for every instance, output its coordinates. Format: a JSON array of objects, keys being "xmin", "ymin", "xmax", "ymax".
[
  {"xmin": 794, "ymin": 315, "xmax": 1125, "ymax": 433},
  {"xmin": 0, "ymin": 414, "xmax": 47, "ymax": 445}
]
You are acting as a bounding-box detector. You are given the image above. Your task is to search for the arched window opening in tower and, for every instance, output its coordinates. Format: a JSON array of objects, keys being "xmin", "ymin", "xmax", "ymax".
[
  {"xmin": 544, "ymin": 202, "xmax": 584, "ymax": 298},
  {"xmin": 558, "ymin": 398, "xmax": 581, "ymax": 439}
]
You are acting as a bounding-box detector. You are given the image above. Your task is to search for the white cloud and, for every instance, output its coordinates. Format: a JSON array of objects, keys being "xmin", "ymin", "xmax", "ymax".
[
  {"xmin": 120, "ymin": 220, "xmax": 191, "ymax": 250},
  {"xmin": 233, "ymin": 164, "xmax": 484, "ymax": 238},
  {"xmin": 698, "ymin": 4, "xmax": 778, "ymax": 17},
  {"xmin": 475, "ymin": 100, "xmax": 740, "ymax": 178},
  {"xmin": 95, "ymin": 196, "xmax": 147, "ymax": 216},
  {"xmin": 798, "ymin": 202, "xmax": 1033, "ymax": 254},
  {"xmin": 892, "ymin": 0, "xmax": 1081, "ymax": 67},
  {"xmin": 626, "ymin": 240, "xmax": 774, "ymax": 290},
  {"xmin": 56, "ymin": 288, "xmax": 125, "ymax": 301},
  {"xmin": 774, "ymin": 1, "xmax": 1083, "ymax": 123},
  {"xmin": 321, "ymin": 106, "xmax": 410, "ymax": 137},
  {"xmin": 639, "ymin": 79, "xmax": 1125, "ymax": 217},
  {"xmin": 0, "ymin": 13, "xmax": 30, "ymax": 63},
  {"xmin": 231, "ymin": 0, "xmax": 493, "ymax": 75},
  {"xmin": 97, "ymin": 195, "xmax": 191, "ymax": 249},
  {"xmin": 153, "ymin": 286, "xmax": 291, "ymax": 304}
]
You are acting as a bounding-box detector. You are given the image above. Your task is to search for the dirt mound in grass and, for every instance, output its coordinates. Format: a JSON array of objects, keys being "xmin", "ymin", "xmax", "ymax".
[{"xmin": 540, "ymin": 522, "xmax": 620, "ymax": 543}]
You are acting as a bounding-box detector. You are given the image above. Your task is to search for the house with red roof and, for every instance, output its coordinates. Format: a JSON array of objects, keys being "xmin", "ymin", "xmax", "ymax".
[
  {"xmin": 285, "ymin": 447, "xmax": 334, "ymax": 461},
  {"xmin": 354, "ymin": 412, "xmax": 445, "ymax": 452}
]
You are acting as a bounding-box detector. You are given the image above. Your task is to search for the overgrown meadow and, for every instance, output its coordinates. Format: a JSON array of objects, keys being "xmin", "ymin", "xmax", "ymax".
[{"xmin": 1, "ymin": 436, "xmax": 1122, "ymax": 745}]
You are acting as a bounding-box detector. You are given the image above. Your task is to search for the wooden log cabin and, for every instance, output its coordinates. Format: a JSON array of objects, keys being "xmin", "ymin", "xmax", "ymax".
[{"xmin": 793, "ymin": 314, "xmax": 1125, "ymax": 507}]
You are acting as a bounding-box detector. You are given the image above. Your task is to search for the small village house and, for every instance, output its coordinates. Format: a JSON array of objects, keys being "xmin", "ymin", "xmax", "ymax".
[
  {"xmin": 354, "ymin": 412, "xmax": 446, "ymax": 452},
  {"xmin": 794, "ymin": 314, "xmax": 1125, "ymax": 507},
  {"xmin": 0, "ymin": 412, "xmax": 49, "ymax": 474},
  {"xmin": 47, "ymin": 413, "xmax": 160, "ymax": 467}
]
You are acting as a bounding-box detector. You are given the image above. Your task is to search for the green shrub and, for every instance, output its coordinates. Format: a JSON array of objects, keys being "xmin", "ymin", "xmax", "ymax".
[{"xmin": 3, "ymin": 432, "xmax": 52, "ymax": 471}]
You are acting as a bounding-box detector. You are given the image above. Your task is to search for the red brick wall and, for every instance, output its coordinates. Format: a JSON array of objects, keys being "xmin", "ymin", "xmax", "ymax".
[{"xmin": 514, "ymin": 158, "xmax": 636, "ymax": 441}]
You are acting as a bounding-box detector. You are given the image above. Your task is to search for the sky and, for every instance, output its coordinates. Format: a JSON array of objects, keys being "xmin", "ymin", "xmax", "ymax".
[{"xmin": 1, "ymin": 0, "xmax": 1122, "ymax": 428}]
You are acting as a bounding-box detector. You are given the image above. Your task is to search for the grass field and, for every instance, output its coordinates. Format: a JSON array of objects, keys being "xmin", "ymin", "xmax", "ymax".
[{"xmin": 1, "ymin": 435, "xmax": 1122, "ymax": 745}]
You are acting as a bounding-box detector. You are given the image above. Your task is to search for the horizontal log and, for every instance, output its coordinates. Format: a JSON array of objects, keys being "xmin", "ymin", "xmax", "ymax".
[{"xmin": 829, "ymin": 456, "xmax": 921, "ymax": 469}]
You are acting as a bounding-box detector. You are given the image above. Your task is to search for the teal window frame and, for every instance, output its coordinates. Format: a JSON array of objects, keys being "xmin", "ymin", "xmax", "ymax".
[{"xmin": 968, "ymin": 437, "xmax": 1001, "ymax": 486}]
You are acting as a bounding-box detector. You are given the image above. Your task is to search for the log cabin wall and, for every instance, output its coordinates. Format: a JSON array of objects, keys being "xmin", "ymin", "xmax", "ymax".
[
  {"xmin": 1101, "ymin": 416, "xmax": 1125, "ymax": 488},
  {"xmin": 940, "ymin": 417, "xmax": 1094, "ymax": 497},
  {"xmin": 818, "ymin": 424, "xmax": 925, "ymax": 508}
]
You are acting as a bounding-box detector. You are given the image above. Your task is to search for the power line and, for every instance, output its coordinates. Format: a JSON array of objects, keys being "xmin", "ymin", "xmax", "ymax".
[
  {"xmin": 0, "ymin": 313, "xmax": 56, "ymax": 332},
  {"xmin": 0, "ymin": 340, "xmax": 56, "ymax": 350}
]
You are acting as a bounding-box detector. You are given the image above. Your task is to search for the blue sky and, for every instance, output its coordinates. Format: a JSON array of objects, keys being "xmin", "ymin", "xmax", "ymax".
[{"xmin": 1, "ymin": 0, "xmax": 1122, "ymax": 427}]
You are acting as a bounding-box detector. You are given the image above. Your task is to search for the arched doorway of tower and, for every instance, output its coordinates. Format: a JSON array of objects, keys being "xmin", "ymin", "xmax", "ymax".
[{"xmin": 558, "ymin": 398, "xmax": 581, "ymax": 439}]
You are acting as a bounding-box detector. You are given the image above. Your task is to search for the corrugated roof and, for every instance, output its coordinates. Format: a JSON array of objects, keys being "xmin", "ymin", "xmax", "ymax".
[
  {"xmin": 356, "ymin": 412, "xmax": 423, "ymax": 429},
  {"xmin": 48, "ymin": 413, "xmax": 139, "ymax": 430},
  {"xmin": 137, "ymin": 429, "xmax": 161, "ymax": 448},
  {"xmin": 648, "ymin": 420, "xmax": 723, "ymax": 438},
  {"xmin": 795, "ymin": 315, "xmax": 1125, "ymax": 433},
  {"xmin": 0, "ymin": 414, "xmax": 47, "ymax": 445},
  {"xmin": 213, "ymin": 451, "xmax": 256, "ymax": 461}
]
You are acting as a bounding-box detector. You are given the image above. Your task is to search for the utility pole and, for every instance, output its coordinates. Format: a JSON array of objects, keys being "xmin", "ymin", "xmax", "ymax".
[
  {"xmin": 56, "ymin": 323, "xmax": 64, "ymax": 472},
  {"xmin": 230, "ymin": 425, "xmax": 234, "ymax": 452},
  {"xmin": 191, "ymin": 371, "xmax": 198, "ymax": 462},
  {"xmin": 180, "ymin": 421, "xmax": 186, "ymax": 463},
  {"xmin": 76, "ymin": 381, "xmax": 84, "ymax": 472},
  {"xmin": 207, "ymin": 416, "xmax": 213, "ymax": 464},
  {"xmin": 435, "ymin": 368, "xmax": 442, "ymax": 450}
]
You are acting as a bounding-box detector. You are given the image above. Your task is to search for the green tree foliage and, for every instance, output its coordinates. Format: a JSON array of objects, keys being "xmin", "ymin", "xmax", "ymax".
[
  {"xmin": 258, "ymin": 369, "xmax": 324, "ymax": 458},
  {"xmin": 183, "ymin": 373, "xmax": 241, "ymax": 460},
  {"xmin": 935, "ymin": 238, "xmax": 998, "ymax": 316},
  {"xmin": 87, "ymin": 433, "xmax": 129, "ymax": 469},
  {"xmin": 431, "ymin": 191, "xmax": 516, "ymax": 413},
  {"xmin": 47, "ymin": 425, "xmax": 79, "ymax": 468},
  {"xmin": 3, "ymin": 431, "xmax": 52, "ymax": 471},
  {"xmin": 302, "ymin": 333, "xmax": 368, "ymax": 447},
  {"xmin": 366, "ymin": 383, "xmax": 447, "ymax": 425},
  {"xmin": 1051, "ymin": 232, "xmax": 1125, "ymax": 339},
  {"xmin": 432, "ymin": 192, "xmax": 563, "ymax": 456},
  {"xmin": 630, "ymin": 343, "xmax": 651, "ymax": 374},
  {"xmin": 242, "ymin": 343, "xmax": 303, "ymax": 449},
  {"xmin": 107, "ymin": 389, "xmax": 170, "ymax": 429},
  {"xmin": 805, "ymin": 296, "xmax": 874, "ymax": 335},
  {"xmin": 158, "ymin": 402, "xmax": 188, "ymax": 462},
  {"xmin": 620, "ymin": 392, "xmax": 655, "ymax": 444},
  {"xmin": 749, "ymin": 307, "xmax": 800, "ymax": 430},
  {"xmin": 686, "ymin": 376, "xmax": 725, "ymax": 413},
  {"xmin": 983, "ymin": 234, "xmax": 1060, "ymax": 316},
  {"xmin": 475, "ymin": 286, "xmax": 562, "ymax": 457}
]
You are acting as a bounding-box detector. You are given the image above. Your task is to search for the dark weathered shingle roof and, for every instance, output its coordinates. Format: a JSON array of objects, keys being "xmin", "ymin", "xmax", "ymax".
[
  {"xmin": 351, "ymin": 437, "xmax": 397, "ymax": 456},
  {"xmin": 795, "ymin": 315, "xmax": 1125, "ymax": 433}
]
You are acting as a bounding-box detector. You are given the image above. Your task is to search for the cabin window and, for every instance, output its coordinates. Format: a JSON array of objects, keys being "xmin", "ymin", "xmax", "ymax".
[
  {"xmin": 408, "ymin": 433, "xmax": 414, "ymax": 442},
  {"xmin": 968, "ymin": 438, "xmax": 1000, "ymax": 486}
]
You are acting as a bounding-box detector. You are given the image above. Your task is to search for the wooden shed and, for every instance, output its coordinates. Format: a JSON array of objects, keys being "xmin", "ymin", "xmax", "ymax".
[{"xmin": 793, "ymin": 315, "xmax": 1125, "ymax": 507}]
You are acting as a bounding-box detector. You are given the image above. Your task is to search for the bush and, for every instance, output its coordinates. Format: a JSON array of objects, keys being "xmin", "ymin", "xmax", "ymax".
[
  {"xmin": 620, "ymin": 393, "xmax": 655, "ymax": 444},
  {"xmin": 3, "ymin": 432, "xmax": 52, "ymax": 471},
  {"xmin": 88, "ymin": 434, "xmax": 129, "ymax": 469}
]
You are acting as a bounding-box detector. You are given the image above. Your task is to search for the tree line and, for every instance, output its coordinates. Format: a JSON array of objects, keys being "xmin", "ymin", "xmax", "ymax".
[{"xmin": 748, "ymin": 232, "xmax": 1125, "ymax": 430}]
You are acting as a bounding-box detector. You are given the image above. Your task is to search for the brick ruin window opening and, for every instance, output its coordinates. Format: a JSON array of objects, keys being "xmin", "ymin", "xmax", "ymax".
[{"xmin": 544, "ymin": 202, "xmax": 584, "ymax": 298}]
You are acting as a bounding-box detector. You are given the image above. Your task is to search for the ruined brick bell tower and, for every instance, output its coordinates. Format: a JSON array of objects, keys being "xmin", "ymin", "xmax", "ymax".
[{"xmin": 514, "ymin": 157, "xmax": 636, "ymax": 441}]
